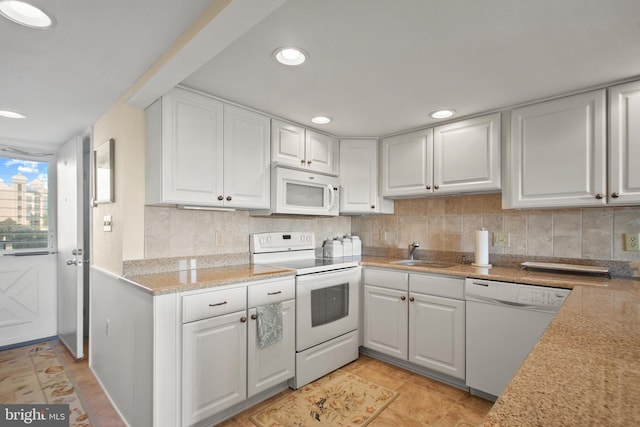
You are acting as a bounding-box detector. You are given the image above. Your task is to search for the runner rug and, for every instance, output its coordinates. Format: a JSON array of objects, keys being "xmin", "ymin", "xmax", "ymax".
[
  {"xmin": 0, "ymin": 341, "xmax": 91, "ymax": 426},
  {"xmin": 251, "ymin": 370, "xmax": 398, "ymax": 427}
]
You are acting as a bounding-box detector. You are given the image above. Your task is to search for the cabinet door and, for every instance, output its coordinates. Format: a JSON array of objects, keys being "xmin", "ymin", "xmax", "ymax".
[
  {"xmin": 505, "ymin": 90, "xmax": 606, "ymax": 208},
  {"xmin": 433, "ymin": 113, "xmax": 501, "ymax": 194},
  {"xmin": 609, "ymin": 80, "xmax": 640, "ymax": 205},
  {"xmin": 409, "ymin": 293, "xmax": 465, "ymax": 379},
  {"xmin": 182, "ymin": 310, "xmax": 247, "ymax": 426},
  {"xmin": 363, "ymin": 285, "xmax": 408, "ymax": 359},
  {"xmin": 339, "ymin": 139, "xmax": 378, "ymax": 213},
  {"xmin": 223, "ymin": 105, "xmax": 271, "ymax": 209},
  {"xmin": 381, "ymin": 129, "xmax": 433, "ymax": 197},
  {"xmin": 161, "ymin": 87, "xmax": 224, "ymax": 205},
  {"xmin": 271, "ymin": 119, "xmax": 306, "ymax": 168},
  {"xmin": 247, "ymin": 299, "xmax": 295, "ymax": 397},
  {"xmin": 306, "ymin": 130, "xmax": 338, "ymax": 175}
]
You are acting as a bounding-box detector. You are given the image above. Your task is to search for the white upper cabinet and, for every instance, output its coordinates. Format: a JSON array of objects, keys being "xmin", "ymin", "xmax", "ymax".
[
  {"xmin": 381, "ymin": 113, "xmax": 500, "ymax": 198},
  {"xmin": 433, "ymin": 113, "xmax": 501, "ymax": 194},
  {"xmin": 271, "ymin": 119, "xmax": 338, "ymax": 175},
  {"xmin": 609, "ymin": 80, "xmax": 640, "ymax": 205},
  {"xmin": 147, "ymin": 86, "xmax": 224, "ymax": 205},
  {"xmin": 339, "ymin": 139, "xmax": 393, "ymax": 214},
  {"xmin": 146, "ymin": 87, "xmax": 270, "ymax": 209},
  {"xmin": 381, "ymin": 129, "xmax": 434, "ymax": 197},
  {"xmin": 223, "ymin": 104, "xmax": 271, "ymax": 209},
  {"xmin": 504, "ymin": 89, "xmax": 607, "ymax": 208}
]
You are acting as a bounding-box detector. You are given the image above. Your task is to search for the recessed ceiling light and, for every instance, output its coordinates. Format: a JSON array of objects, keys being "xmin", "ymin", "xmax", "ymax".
[
  {"xmin": 0, "ymin": 110, "xmax": 27, "ymax": 119},
  {"xmin": 273, "ymin": 47, "xmax": 308, "ymax": 66},
  {"xmin": 0, "ymin": 0, "xmax": 54, "ymax": 28},
  {"xmin": 430, "ymin": 109, "xmax": 456, "ymax": 119},
  {"xmin": 311, "ymin": 116, "xmax": 332, "ymax": 125}
]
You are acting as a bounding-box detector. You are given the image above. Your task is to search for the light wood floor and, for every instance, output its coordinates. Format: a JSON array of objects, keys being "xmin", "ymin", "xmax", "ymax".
[{"xmin": 51, "ymin": 341, "xmax": 492, "ymax": 426}]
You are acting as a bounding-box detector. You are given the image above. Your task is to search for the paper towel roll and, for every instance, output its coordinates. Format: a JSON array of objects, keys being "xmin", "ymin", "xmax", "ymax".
[{"xmin": 472, "ymin": 229, "xmax": 491, "ymax": 268}]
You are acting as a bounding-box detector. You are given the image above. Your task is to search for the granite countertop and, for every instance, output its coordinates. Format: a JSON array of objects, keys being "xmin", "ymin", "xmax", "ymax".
[
  {"xmin": 122, "ymin": 263, "xmax": 295, "ymax": 295},
  {"xmin": 361, "ymin": 256, "xmax": 640, "ymax": 426},
  {"xmin": 122, "ymin": 255, "xmax": 639, "ymax": 424}
]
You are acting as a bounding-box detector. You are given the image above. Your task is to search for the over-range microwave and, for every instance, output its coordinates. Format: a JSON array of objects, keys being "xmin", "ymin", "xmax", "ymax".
[{"xmin": 251, "ymin": 166, "xmax": 339, "ymax": 216}]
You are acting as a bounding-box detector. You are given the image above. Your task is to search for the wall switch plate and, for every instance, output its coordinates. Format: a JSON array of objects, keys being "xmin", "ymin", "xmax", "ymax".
[
  {"xmin": 624, "ymin": 233, "xmax": 640, "ymax": 251},
  {"xmin": 103, "ymin": 215, "xmax": 112, "ymax": 232},
  {"xmin": 493, "ymin": 232, "xmax": 510, "ymax": 247}
]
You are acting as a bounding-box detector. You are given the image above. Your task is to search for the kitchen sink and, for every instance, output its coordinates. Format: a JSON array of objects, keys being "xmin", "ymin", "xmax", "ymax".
[{"xmin": 390, "ymin": 259, "xmax": 457, "ymax": 268}]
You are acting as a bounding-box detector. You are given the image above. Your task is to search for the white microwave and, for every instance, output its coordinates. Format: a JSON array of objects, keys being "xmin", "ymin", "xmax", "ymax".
[{"xmin": 252, "ymin": 167, "xmax": 339, "ymax": 216}]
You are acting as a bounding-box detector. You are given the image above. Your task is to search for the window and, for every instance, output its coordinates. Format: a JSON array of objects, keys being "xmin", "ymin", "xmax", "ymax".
[{"xmin": 0, "ymin": 157, "xmax": 49, "ymax": 251}]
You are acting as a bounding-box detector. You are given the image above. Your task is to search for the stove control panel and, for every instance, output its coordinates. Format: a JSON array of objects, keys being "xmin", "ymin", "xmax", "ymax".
[{"xmin": 250, "ymin": 232, "xmax": 315, "ymax": 253}]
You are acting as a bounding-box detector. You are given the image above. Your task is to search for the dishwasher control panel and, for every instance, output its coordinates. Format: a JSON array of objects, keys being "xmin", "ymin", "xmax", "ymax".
[{"xmin": 517, "ymin": 287, "xmax": 567, "ymax": 307}]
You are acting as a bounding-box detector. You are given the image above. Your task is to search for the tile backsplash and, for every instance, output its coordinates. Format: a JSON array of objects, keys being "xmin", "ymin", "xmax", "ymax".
[
  {"xmin": 351, "ymin": 193, "xmax": 640, "ymax": 263},
  {"xmin": 144, "ymin": 206, "xmax": 351, "ymax": 259},
  {"xmin": 143, "ymin": 194, "xmax": 640, "ymax": 270}
]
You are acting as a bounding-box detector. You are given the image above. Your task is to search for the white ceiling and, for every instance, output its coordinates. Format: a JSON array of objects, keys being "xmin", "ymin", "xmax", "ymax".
[
  {"xmin": 0, "ymin": 0, "xmax": 211, "ymax": 147},
  {"xmin": 2, "ymin": 0, "xmax": 640, "ymax": 148}
]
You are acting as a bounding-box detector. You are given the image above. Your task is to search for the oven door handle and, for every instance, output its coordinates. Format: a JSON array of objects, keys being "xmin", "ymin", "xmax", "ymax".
[{"xmin": 296, "ymin": 266, "xmax": 360, "ymax": 285}]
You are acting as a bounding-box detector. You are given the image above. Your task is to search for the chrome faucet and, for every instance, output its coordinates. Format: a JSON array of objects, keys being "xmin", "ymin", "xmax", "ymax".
[{"xmin": 408, "ymin": 241, "xmax": 421, "ymax": 260}]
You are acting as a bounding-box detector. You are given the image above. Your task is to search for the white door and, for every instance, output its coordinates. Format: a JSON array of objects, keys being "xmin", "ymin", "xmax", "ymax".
[
  {"xmin": 223, "ymin": 105, "xmax": 271, "ymax": 209},
  {"xmin": 433, "ymin": 113, "xmax": 501, "ymax": 194},
  {"xmin": 409, "ymin": 292, "xmax": 465, "ymax": 379},
  {"xmin": 305, "ymin": 130, "xmax": 338, "ymax": 175},
  {"xmin": 506, "ymin": 90, "xmax": 607, "ymax": 208},
  {"xmin": 182, "ymin": 310, "xmax": 247, "ymax": 426},
  {"xmin": 363, "ymin": 284, "xmax": 408, "ymax": 359},
  {"xmin": 57, "ymin": 136, "xmax": 85, "ymax": 358},
  {"xmin": 381, "ymin": 129, "xmax": 434, "ymax": 197},
  {"xmin": 609, "ymin": 80, "xmax": 640, "ymax": 205}
]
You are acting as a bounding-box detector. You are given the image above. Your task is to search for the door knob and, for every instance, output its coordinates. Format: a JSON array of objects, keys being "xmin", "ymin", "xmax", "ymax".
[
  {"xmin": 409, "ymin": 297, "xmax": 415, "ymax": 302},
  {"xmin": 400, "ymin": 295, "xmax": 406, "ymax": 301},
  {"xmin": 595, "ymin": 193, "xmax": 603, "ymax": 199},
  {"xmin": 240, "ymin": 316, "xmax": 247, "ymax": 323},
  {"xmin": 611, "ymin": 192, "xmax": 620, "ymax": 198},
  {"xmin": 226, "ymin": 196, "xmax": 232, "ymax": 201},
  {"xmin": 66, "ymin": 259, "xmax": 77, "ymax": 266},
  {"xmin": 217, "ymin": 195, "xmax": 224, "ymax": 201},
  {"xmin": 251, "ymin": 314, "xmax": 257, "ymax": 320}
]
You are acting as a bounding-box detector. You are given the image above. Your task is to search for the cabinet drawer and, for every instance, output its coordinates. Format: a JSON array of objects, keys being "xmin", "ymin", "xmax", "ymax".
[
  {"xmin": 410, "ymin": 273, "xmax": 464, "ymax": 299},
  {"xmin": 364, "ymin": 268, "xmax": 408, "ymax": 291},
  {"xmin": 182, "ymin": 287, "xmax": 246, "ymax": 323},
  {"xmin": 248, "ymin": 278, "xmax": 295, "ymax": 307}
]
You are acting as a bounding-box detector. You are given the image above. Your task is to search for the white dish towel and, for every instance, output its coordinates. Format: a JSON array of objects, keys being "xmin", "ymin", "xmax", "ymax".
[{"xmin": 256, "ymin": 302, "xmax": 283, "ymax": 348}]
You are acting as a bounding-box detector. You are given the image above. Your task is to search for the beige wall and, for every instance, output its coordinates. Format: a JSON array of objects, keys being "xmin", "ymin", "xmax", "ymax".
[
  {"xmin": 92, "ymin": 102, "xmax": 146, "ymax": 274},
  {"xmin": 352, "ymin": 193, "xmax": 640, "ymax": 262}
]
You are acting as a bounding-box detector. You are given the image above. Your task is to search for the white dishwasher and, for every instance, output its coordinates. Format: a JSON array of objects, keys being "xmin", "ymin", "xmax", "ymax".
[{"xmin": 465, "ymin": 278, "xmax": 569, "ymax": 399}]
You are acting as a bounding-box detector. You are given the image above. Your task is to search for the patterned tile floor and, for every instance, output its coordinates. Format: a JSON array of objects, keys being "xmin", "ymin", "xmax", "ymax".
[
  {"xmin": 220, "ymin": 355, "xmax": 494, "ymax": 427},
  {"xmin": 3, "ymin": 342, "xmax": 492, "ymax": 427}
]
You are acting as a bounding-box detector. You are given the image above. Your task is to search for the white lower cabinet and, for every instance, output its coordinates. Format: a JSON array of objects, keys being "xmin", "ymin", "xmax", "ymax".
[
  {"xmin": 247, "ymin": 278, "xmax": 296, "ymax": 398},
  {"xmin": 182, "ymin": 309, "xmax": 248, "ymax": 427},
  {"xmin": 363, "ymin": 268, "xmax": 465, "ymax": 380}
]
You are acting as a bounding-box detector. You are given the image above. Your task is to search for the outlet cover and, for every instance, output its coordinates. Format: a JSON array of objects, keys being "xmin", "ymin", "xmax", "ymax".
[
  {"xmin": 624, "ymin": 233, "xmax": 640, "ymax": 251},
  {"xmin": 493, "ymin": 232, "xmax": 510, "ymax": 247}
]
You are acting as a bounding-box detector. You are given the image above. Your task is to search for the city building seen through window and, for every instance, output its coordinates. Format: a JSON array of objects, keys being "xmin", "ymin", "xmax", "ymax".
[{"xmin": 0, "ymin": 157, "xmax": 49, "ymax": 251}]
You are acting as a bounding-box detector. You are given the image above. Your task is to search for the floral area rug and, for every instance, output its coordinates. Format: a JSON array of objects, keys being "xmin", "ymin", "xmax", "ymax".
[
  {"xmin": 0, "ymin": 341, "xmax": 92, "ymax": 426},
  {"xmin": 251, "ymin": 370, "xmax": 398, "ymax": 427}
]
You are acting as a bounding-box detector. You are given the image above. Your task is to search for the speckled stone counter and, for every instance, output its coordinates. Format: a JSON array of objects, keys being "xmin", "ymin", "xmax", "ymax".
[
  {"xmin": 361, "ymin": 256, "xmax": 640, "ymax": 426},
  {"xmin": 122, "ymin": 263, "xmax": 294, "ymax": 295}
]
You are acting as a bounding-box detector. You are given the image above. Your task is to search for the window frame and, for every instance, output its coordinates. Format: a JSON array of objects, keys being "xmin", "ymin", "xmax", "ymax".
[{"xmin": 0, "ymin": 149, "xmax": 56, "ymax": 254}]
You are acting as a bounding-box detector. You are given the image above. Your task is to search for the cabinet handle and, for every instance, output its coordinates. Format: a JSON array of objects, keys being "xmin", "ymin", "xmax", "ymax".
[
  {"xmin": 400, "ymin": 296, "xmax": 406, "ymax": 301},
  {"xmin": 267, "ymin": 291, "xmax": 282, "ymax": 295},
  {"xmin": 226, "ymin": 196, "xmax": 232, "ymax": 201},
  {"xmin": 307, "ymin": 160, "xmax": 312, "ymax": 165},
  {"xmin": 409, "ymin": 296, "xmax": 415, "ymax": 302},
  {"xmin": 371, "ymin": 205, "xmax": 376, "ymax": 209},
  {"xmin": 251, "ymin": 314, "xmax": 257, "ymax": 320},
  {"xmin": 595, "ymin": 193, "xmax": 603, "ymax": 199},
  {"xmin": 426, "ymin": 185, "xmax": 431, "ymax": 190},
  {"xmin": 217, "ymin": 195, "xmax": 224, "ymax": 201},
  {"xmin": 611, "ymin": 192, "xmax": 620, "ymax": 198},
  {"xmin": 434, "ymin": 185, "xmax": 439, "ymax": 190},
  {"xmin": 240, "ymin": 316, "xmax": 247, "ymax": 323},
  {"xmin": 209, "ymin": 301, "xmax": 227, "ymax": 307},
  {"xmin": 300, "ymin": 159, "xmax": 305, "ymax": 165}
]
